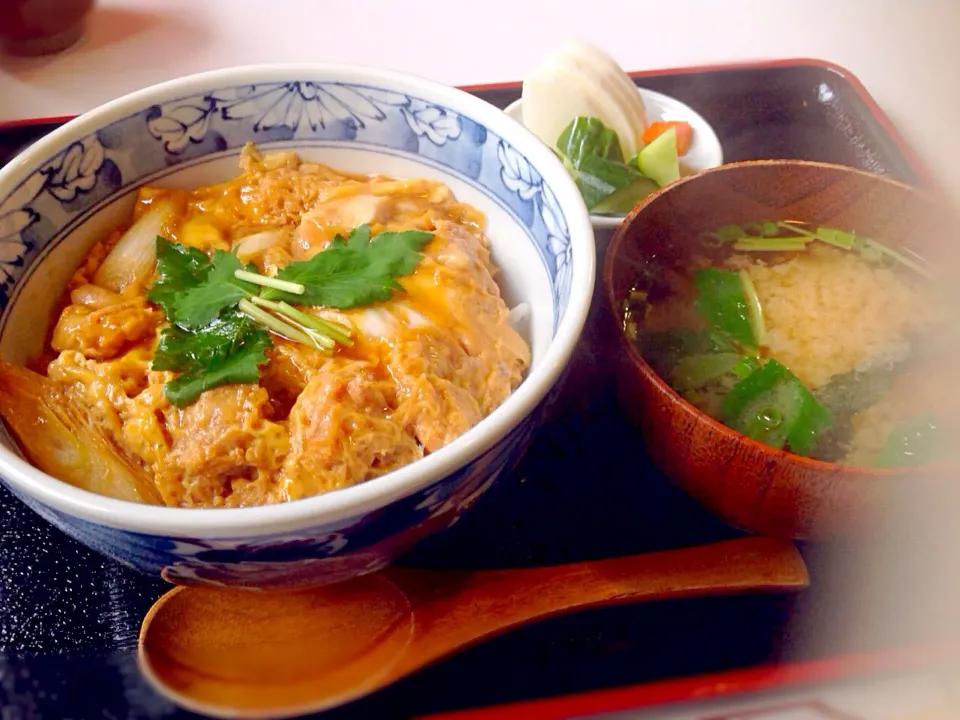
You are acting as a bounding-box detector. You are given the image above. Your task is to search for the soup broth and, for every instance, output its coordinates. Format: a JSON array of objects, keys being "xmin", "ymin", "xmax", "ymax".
[{"xmin": 623, "ymin": 221, "xmax": 954, "ymax": 467}]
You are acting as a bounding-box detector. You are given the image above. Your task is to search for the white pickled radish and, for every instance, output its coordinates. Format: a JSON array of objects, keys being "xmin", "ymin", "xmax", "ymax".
[
  {"xmin": 521, "ymin": 40, "xmax": 651, "ymax": 159},
  {"xmin": 522, "ymin": 52, "xmax": 639, "ymax": 158},
  {"xmin": 560, "ymin": 39, "xmax": 648, "ymax": 142},
  {"xmin": 94, "ymin": 200, "xmax": 174, "ymax": 293},
  {"xmin": 552, "ymin": 52, "xmax": 640, "ymax": 158}
]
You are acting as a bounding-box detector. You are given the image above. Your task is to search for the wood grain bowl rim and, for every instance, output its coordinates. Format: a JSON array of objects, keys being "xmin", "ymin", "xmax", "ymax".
[{"xmin": 603, "ymin": 158, "xmax": 950, "ymax": 479}]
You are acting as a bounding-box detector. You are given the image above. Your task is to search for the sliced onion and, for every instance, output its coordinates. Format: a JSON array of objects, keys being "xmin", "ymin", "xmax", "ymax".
[
  {"xmin": 93, "ymin": 200, "xmax": 173, "ymax": 293},
  {"xmin": 70, "ymin": 283, "xmax": 123, "ymax": 309},
  {"xmin": 234, "ymin": 229, "xmax": 289, "ymax": 264}
]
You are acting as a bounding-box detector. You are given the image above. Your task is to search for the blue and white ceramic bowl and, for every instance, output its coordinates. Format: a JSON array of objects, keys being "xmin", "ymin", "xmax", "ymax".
[{"xmin": 0, "ymin": 65, "xmax": 595, "ymax": 589}]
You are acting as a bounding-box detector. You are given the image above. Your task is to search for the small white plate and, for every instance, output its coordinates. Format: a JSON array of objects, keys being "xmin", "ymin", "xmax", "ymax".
[{"xmin": 504, "ymin": 88, "xmax": 724, "ymax": 229}]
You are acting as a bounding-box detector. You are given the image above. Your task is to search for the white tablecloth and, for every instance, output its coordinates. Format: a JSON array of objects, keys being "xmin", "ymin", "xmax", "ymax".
[{"xmin": 1, "ymin": 0, "xmax": 958, "ymax": 197}]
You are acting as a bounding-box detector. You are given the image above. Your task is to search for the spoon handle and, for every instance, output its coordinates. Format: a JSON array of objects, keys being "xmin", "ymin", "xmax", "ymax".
[{"xmin": 387, "ymin": 537, "xmax": 807, "ymax": 670}]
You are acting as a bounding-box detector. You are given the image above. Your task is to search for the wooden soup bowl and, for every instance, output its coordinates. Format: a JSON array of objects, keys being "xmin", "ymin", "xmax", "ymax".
[{"xmin": 604, "ymin": 160, "xmax": 956, "ymax": 540}]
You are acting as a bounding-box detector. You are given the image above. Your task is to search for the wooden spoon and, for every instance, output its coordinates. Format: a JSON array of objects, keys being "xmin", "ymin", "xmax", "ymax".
[{"xmin": 138, "ymin": 537, "xmax": 808, "ymax": 719}]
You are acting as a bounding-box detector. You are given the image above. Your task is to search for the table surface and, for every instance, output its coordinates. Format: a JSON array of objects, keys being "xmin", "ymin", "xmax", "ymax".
[{"xmin": 1, "ymin": 0, "xmax": 959, "ymax": 200}]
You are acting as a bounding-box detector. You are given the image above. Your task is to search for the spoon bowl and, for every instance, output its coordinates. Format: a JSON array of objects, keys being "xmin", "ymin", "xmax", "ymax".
[
  {"xmin": 141, "ymin": 574, "xmax": 415, "ymax": 716},
  {"xmin": 139, "ymin": 537, "xmax": 808, "ymax": 718}
]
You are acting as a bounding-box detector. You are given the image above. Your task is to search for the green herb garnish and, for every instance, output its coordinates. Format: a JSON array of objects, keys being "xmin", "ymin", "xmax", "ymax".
[
  {"xmin": 146, "ymin": 239, "xmax": 211, "ymax": 318},
  {"xmin": 700, "ymin": 220, "xmax": 935, "ymax": 279},
  {"xmin": 743, "ymin": 222, "xmax": 782, "ymax": 238},
  {"xmin": 692, "ymin": 268, "xmax": 757, "ymax": 350},
  {"xmin": 731, "ymin": 355, "xmax": 761, "ymax": 379},
  {"xmin": 721, "ymin": 359, "xmax": 834, "ymax": 456},
  {"xmin": 737, "ymin": 269, "xmax": 766, "ymax": 347},
  {"xmin": 171, "ymin": 250, "xmax": 259, "ymax": 329},
  {"xmin": 153, "ymin": 309, "xmax": 271, "ymax": 407},
  {"xmin": 700, "ymin": 225, "xmax": 747, "ymax": 247},
  {"xmin": 262, "ymin": 224, "xmax": 433, "ymax": 306},
  {"xmin": 148, "ymin": 224, "xmax": 432, "ymax": 407},
  {"xmin": 639, "ymin": 328, "xmax": 739, "ymax": 376},
  {"xmin": 732, "ymin": 237, "xmax": 810, "ymax": 252}
]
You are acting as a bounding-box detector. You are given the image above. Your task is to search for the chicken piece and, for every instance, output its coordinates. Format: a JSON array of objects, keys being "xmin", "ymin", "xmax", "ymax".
[
  {"xmin": 390, "ymin": 223, "xmax": 530, "ymax": 413},
  {"xmin": 47, "ymin": 349, "xmax": 147, "ymax": 443},
  {"xmin": 294, "ymin": 195, "xmax": 393, "ymax": 258},
  {"xmin": 219, "ymin": 145, "xmax": 367, "ymax": 227},
  {"xmin": 430, "ymin": 219, "xmax": 497, "ymax": 282},
  {"xmin": 116, "ymin": 371, "xmax": 173, "ymax": 474},
  {"xmin": 278, "ymin": 359, "xmax": 422, "ymax": 500},
  {"xmin": 386, "ymin": 330, "xmax": 485, "ymax": 452},
  {"xmin": 0, "ymin": 361, "xmax": 162, "ymax": 504},
  {"xmin": 51, "ymin": 293, "xmax": 161, "ymax": 361},
  {"xmin": 313, "ymin": 194, "xmax": 392, "ymax": 229},
  {"xmin": 317, "ymin": 215, "xmax": 529, "ymax": 452},
  {"xmin": 46, "ymin": 350, "xmax": 290, "ymax": 508},
  {"xmin": 232, "ymin": 228, "xmax": 294, "ymax": 275},
  {"xmin": 158, "ymin": 384, "xmax": 289, "ymax": 508},
  {"xmin": 44, "ymin": 348, "xmax": 175, "ymax": 477},
  {"xmin": 258, "ymin": 337, "xmax": 335, "ymax": 418},
  {"xmin": 69, "ymin": 283, "xmax": 125, "ymax": 309},
  {"xmin": 260, "ymin": 245, "xmax": 296, "ymax": 276}
]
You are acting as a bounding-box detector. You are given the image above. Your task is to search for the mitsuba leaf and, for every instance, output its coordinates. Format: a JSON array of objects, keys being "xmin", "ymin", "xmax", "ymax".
[
  {"xmin": 153, "ymin": 308, "xmax": 271, "ymax": 407},
  {"xmin": 641, "ymin": 328, "xmax": 738, "ymax": 376},
  {"xmin": 171, "ymin": 250, "xmax": 257, "ymax": 329},
  {"xmin": 145, "ymin": 224, "xmax": 431, "ymax": 407},
  {"xmin": 263, "ymin": 224, "xmax": 433, "ymax": 307},
  {"xmin": 146, "ymin": 237, "xmax": 212, "ymax": 319},
  {"xmin": 163, "ymin": 334, "xmax": 271, "ymax": 408}
]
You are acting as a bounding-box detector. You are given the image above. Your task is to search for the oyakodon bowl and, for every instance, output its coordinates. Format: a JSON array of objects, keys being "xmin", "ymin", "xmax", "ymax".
[
  {"xmin": 605, "ymin": 160, "xmax": 954, "ymax": 540},
  {"xmin": 0, "ymin": 64, "xmax": 595, "ymax": 588}
]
